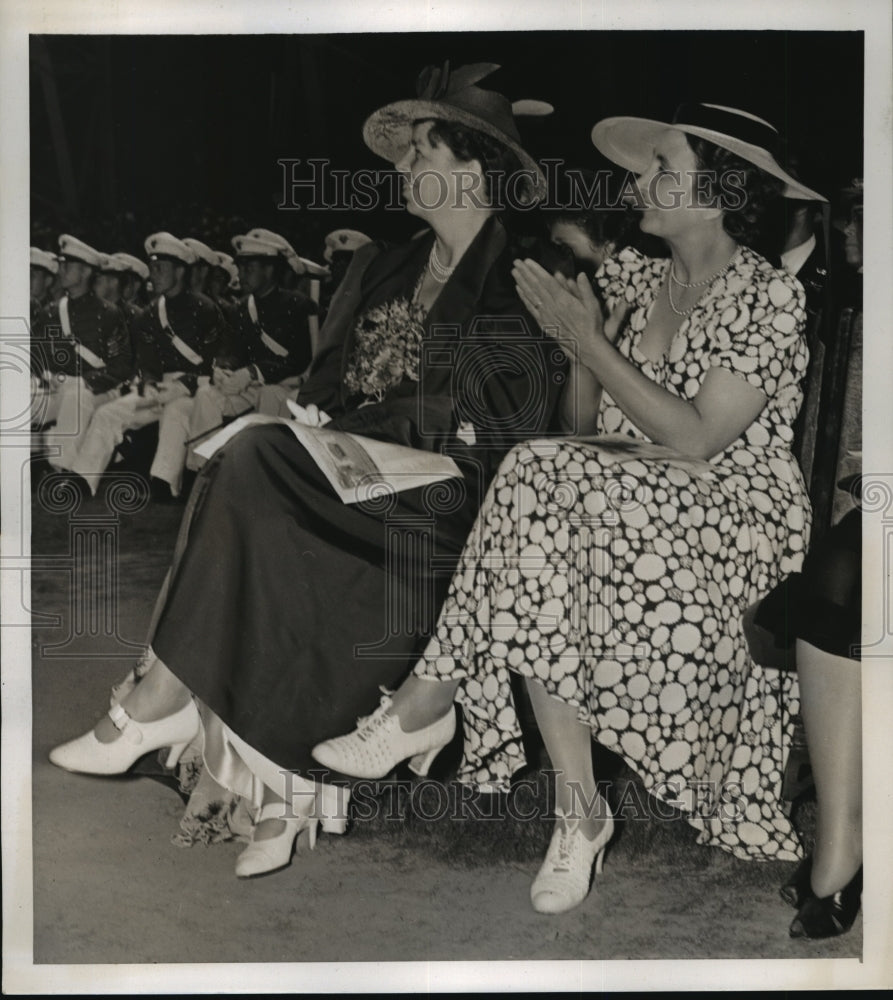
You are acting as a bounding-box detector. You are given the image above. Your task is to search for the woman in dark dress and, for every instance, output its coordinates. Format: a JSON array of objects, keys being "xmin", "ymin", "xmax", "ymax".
[{"xmin": 49, "ymin": 63, "xmax": 566, "ymax": 878}]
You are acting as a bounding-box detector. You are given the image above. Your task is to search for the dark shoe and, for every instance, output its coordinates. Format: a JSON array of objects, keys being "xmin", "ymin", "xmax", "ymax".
[
  {"xmin": 780, "ymin": 855, "xmax": 813, "ymax": 909},
  {"xmin": 789, "ymin": 866, "xmax": 862, "ymax": 939}
]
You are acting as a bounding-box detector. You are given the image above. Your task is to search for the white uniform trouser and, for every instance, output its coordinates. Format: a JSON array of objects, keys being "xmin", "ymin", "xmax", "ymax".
[
  {"xmin": 37, "ymin": 377, "xmax": 118, "ymax": 472},
  {"xmin": 185, "ymin": 376, "xmax": 305, "ymax": 469},
  {"xmin": 69, "ymin": 374, "xmax": 208, "ymax": 496},
  {"xmin": 151, "ymin": 393, "xmax": 196, "ymax": 495},
  {"xmin": 185, "ymin": 384, "xmax": 262, "ymax": 471},
  {"xmin": 256, "ymin": 379, "xmax": 303, "ymax": 417}
]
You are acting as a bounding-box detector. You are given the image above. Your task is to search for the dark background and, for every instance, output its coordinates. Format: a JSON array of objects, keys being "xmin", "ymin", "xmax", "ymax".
[{"xmin": 30, "ymin": 31, "xmax": 864, "ymax": 258}]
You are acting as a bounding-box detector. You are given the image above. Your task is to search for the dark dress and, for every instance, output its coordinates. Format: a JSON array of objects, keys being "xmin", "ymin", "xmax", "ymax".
[
  {"xmin": 755, "ymin": 506, "xmax": 861, "ymax": 660},
  {"xmin": 149, "ymin": 216, "xmax": 566, "ymax": 780}
]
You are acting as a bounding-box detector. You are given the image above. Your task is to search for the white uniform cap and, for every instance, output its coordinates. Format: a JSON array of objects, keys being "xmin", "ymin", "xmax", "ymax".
[
  {"xmin": 31, "ymin": 247, "xmax": 59, "ymax": 275},
  {"xmin": 298, "ymin": 256, "xmax": 330, "ymax": 277},
  {"xmin": 98, "ymin": 253, "xmax": 131, "ymax": 273},
  {"xmin": 144, "ymin": 232, "xmax": 197, "ymax": 265},
  {"xmin": 324, "ymin": 229, "xmax": 373, "ymax": 263},
  {"xmin": 58, "ymin": 234, "xmax": 104, "ymax": 268},
  {"xmin": 214, "ymin": 251, "xmax": 240, "ymax": 288},
  {"xmin": 234, "ymin": 228, "xmax": 305, "ymax": 275},
  {"xmin": 108, "ymin": 252, "xmax": 150, "ymax": 281},
  {"xmin": 182, "ymin": 237, "xmax": 219, "ymax": 266}
]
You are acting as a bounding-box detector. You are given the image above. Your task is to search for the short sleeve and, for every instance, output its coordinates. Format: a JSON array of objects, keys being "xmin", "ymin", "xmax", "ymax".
[
  {"xmin": 709, "ymin": 269, "xmax": 808, "ymax": 398},
  {"xmin": 595, "ymin": 247, "xmax": 651, "ymax": 315}
]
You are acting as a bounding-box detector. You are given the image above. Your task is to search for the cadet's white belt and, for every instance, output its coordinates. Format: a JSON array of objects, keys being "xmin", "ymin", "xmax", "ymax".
[
  {"xmin": 248, "ymin": 294, "xmax": 289, "ymax": 357},
  {"xmin": 58, "ymin": 295, "xmax": 106, "ymax": 369},
  {"xmin": 158, "ymin": 296, "xmax": 205, "ymax": 366}
]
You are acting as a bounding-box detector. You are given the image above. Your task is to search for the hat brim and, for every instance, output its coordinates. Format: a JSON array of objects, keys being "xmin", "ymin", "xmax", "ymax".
[
  {"xmin": 363, "ymin": 100, "xmax": 547, "ymax": 204},
  {"xmin": 59, "ymin": 254, "xmax": 100, "ymax": 267},
  {"xmin": 592, "ymin": 116, "xmax": 826, "ymax": 202},
  {"xmin": 148, "ymin": 253, "xmax": 191, "ymax": 266}
]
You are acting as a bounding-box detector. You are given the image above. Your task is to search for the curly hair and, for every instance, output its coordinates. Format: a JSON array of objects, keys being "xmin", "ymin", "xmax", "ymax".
[
  {"xmin": 685, "ymin": 136, "xmax": 786, "ymax": 250},
  {"xmin": 551, "ymin": 206, "xmax": 639, "ymax": 251},
  {"xmin": 418, "ymin": 118, "xmax": 524, "ymax": 209}
]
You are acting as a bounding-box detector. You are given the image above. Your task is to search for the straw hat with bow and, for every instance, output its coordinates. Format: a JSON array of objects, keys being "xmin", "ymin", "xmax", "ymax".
[{"xmin": 592, "ymin": 103, "xmax": 826, "ymax": 203}]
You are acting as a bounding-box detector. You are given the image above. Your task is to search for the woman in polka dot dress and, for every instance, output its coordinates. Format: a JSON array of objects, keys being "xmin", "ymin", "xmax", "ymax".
[{"xmin": 314, "ymin": 104, "xmax": 827, "ymax": 914}]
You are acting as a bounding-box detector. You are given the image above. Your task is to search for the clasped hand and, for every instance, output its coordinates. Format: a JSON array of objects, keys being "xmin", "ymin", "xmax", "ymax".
[
  {"xmin": 213, "ymin": 366, "xmax": 253, "ymax": 395},
  {"xmin": 512, "ymin": 258, "xmax": 629, "ymax": 369},
  {"xmin": 287, "ymin": 400, "xmax": 332, "ymax": 427},
  {"xmin": 135, "ymin": 381, "xmax": 187, "ymax": 408}
]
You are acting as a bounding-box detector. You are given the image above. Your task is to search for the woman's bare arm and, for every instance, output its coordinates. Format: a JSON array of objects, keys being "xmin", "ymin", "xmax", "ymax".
[{"xmin": 514, "ymin": 259, "xmax": 768, "ymax": 460}]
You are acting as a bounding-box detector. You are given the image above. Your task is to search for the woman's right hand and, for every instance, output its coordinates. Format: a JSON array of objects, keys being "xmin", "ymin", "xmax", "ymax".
[
  {"xmin": 512, "ymin": 259, "xmax": 628, "ymax": 368},
  {"xmin": 553, "ymin": 272, "xmax": 629, "ymax": 347}
]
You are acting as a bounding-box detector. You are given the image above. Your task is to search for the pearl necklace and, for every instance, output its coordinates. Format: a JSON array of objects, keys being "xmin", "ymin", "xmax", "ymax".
[
  {"xmin": 666, "ymin": 248, "xmax": 740, "ymax": 317},
  {"xmin": 427, "ymin": 242, "xmax": 456, "ymax": 284}
]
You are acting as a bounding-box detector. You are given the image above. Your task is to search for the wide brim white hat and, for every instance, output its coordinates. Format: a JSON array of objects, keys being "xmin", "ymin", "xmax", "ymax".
[{"xmin": 592, "ymin": 103, "xmax": 826, "ymax": 202}]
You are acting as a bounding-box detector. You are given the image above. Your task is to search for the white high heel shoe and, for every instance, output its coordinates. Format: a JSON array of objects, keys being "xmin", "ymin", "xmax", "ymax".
[
  {"xmin": 48, "ymin": 699, "xmax": 201, "ymax": 775},
  {"xmin": 311, "ymin": 693, "xmax": 456, "ymax": 779},
  {"xmin": 234, "ymin": 800, "xmax": 319, "ymax": 879},
  {"xmin": 530, "ymin": 800, "xmax": 615, "ymax": 915}
]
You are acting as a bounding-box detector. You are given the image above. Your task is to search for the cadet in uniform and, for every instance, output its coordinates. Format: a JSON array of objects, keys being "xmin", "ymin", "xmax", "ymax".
[
  {"xmin": 183, "ymin": 237, "xmax": 218, "ymax": 297},
  {"xmin": 69, "ymin": 232, "xmax": 226, "ymax": 498},
  {"xmin": 115, "ymin": 252, "xmax": 150, "ymax": 313},
  {"xmin": 205, "ymin": 250, "xmax": 241, "ymax": 327},
  {"xmin": 106, "ymin": 252, "xmax": 149, "ymax": 326},
  {"xmin": 184, "ymin": 228, "xmax": 317, "ymax": 465},
  {"xmin": 30, "ymin": 247, "xmax": 58, "ymax": 322},
  {"xmin": 30, "ymin": 247, "xmax": 59, "ymax": 384},
  {"xmin": 94, "ymin": 253, "xmax": 146, "ymax": 337},
  {"xmin": 34, "ymin": 235, "xmax": 132, "ymax": 471}
]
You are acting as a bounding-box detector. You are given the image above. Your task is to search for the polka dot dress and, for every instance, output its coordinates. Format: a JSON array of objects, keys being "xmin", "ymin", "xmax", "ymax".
[{"xmin": 415, "ymin": 247, "xmax": 812, "ymax": 861}]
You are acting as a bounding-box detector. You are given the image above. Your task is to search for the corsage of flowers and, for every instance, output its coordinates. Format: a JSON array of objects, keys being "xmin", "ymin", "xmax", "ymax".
[{"xmin": 344, "ymin": 297, "xmax": 426, "ymax": 403}]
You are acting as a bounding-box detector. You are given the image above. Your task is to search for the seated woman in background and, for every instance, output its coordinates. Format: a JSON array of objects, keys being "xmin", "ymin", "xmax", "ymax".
[
  {"xmin": 775, "ymin": 502, "xmax": 862, "ymax": 939},
  {"xmin": 315, "ymin": 104, "xmax": 827, "ymax": 914},
  {"xmin": 48, "ymin": 63, "xmax": 567, "ymax": 879},
  {"xmin": 544, "ymin": 167, "xmax": 654, "ymax": 281},
  {"xmin": 770, "ymin": 180, "xmax": 864, "ymax": 940}
]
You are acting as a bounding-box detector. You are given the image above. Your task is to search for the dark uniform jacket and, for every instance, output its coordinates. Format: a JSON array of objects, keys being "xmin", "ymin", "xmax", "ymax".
[
  {"xmin": 30, "ymin": 296, "xmax": 50, "ymax": 377},
  {"xmin": 118, "ymin": 299, "xmax": 144, "ymax": 328},
  {"xmin": 217, "ymin": 286, "xmax": 317, "ymax": 383},
  {"xmin": 38, "ymin": 290, "xmax": 132, "ymax": 394},
  {"xmin": 208, "ymin": 294, "xmax": 241, "ymax": 331},
  {"xmin": 132, "ymin": 290, "xmax": 226, "ymax": 395}
]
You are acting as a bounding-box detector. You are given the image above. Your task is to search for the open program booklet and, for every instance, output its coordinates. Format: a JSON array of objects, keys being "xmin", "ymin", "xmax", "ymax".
[
  {"xmin": 551, "ymin": 434, "xmax": 718, "ymax": 476},
  {"xmin": 192, "ymin": 411, "xmax": 464, "ymax": 504}
]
